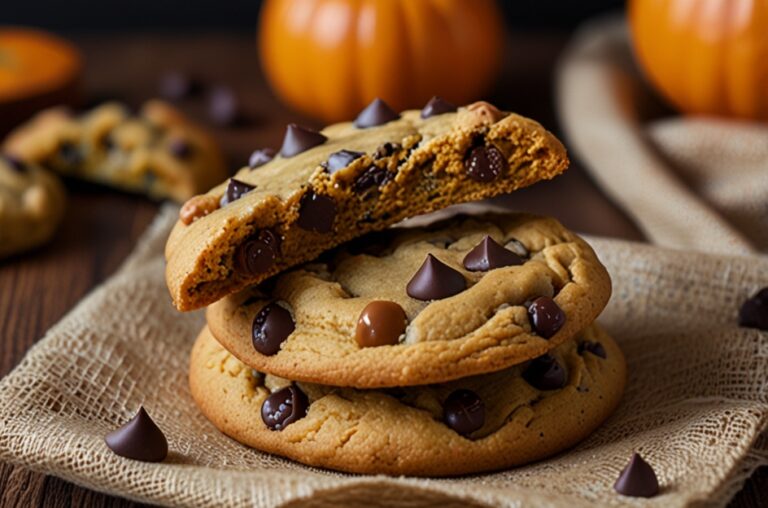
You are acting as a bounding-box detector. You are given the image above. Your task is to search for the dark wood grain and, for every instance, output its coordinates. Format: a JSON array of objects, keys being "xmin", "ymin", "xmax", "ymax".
[{"xmin": 0, "ymin": 31, "xmax": 762, "ymax": 507}]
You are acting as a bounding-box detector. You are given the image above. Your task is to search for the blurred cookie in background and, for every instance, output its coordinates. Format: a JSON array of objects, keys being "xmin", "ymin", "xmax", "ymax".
[{"xmin": 3, "ymin": 100, "xmax": 228, "ymax": 202}]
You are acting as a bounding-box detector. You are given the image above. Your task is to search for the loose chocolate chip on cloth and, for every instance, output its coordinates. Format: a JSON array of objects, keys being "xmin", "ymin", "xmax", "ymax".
[{"xmin": 0, "ymin": 205, "xmax": 765, "ymax": 505}]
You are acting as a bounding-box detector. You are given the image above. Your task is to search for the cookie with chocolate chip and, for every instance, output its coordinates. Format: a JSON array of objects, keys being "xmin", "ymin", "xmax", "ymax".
[
  {"xmin": 205, "ymin": 214, "xmax": 611, "ymax": 388},
  {"xmin": 165, "ymin": 99, "xmax": 569, "ymax": 311},
  {"xmin": 189, "ymin": 322, "xmax": 626, "ymax": 476},
  {"xmin": 3, "ymin": 100, "xmax": 227, "ymax": 202},
  {"xmin": 0, "ymin": 154, "xmax": 65, "ymax": 258}
]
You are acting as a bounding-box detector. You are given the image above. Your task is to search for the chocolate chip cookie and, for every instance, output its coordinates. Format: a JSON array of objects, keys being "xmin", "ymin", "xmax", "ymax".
[
  {"xmin": 0, "ymin": 154, "xmax": 65, "ymax": 258},
  {"xmin": 206, "ymin": 214, "xmax": 611, "ymax": 387},
  {"xmin": 3, "ymin": 100, "xmax": 227, "ymax": 202},
  {"xmin": 190, "ymin": 323, "xmax": 625, "ymax": 476},
  {"xmin": 165, "ymin": 99, "xmax": 569, "ymax": 311}
]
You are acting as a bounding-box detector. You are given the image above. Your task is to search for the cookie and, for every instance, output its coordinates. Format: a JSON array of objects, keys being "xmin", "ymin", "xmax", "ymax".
[
  {"xmin": 206, "ymin": 214, "xmax": 611, "ymax": 387},
  {"xmin": 190, "ymin": 323, "xmax": 626, "ymax": 476},
  {"xmin": 3, "ymin": 100, "xmax": 227, "ymax": 202},
  {"xmin": 165, "ymin": 99, "xmax": 569, "ymax": 311},
  {"xmin": 0, "ymin": 154, "xmax": 65, "ymax": 258}
]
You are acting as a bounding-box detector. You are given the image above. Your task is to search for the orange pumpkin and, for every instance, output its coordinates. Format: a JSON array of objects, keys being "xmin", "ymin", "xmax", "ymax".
[
  {"xmin": 258, "ymin": 0, "xmax": 505, "ymax": 122},
  {"xmin": 629, "ymin": 0, "xmax": 768, "ymax": 121}
]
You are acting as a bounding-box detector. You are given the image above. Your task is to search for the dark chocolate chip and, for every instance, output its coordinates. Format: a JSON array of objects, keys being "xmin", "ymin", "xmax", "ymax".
[
  {"xmin": 169, "ymin": 138, "xmax": 192, "ymax": 159},
  {"xmin": 100, "ymin": 134, "xmax": 116, "ymax": 151},
  {"xmin": 261, "ymin": 385, "xmax": 309, "ymax": 431},
  {"xmin": 208, "ymin": 85, "xmax": 239, "ymax": 126},
  {"xmin": 406, "ymin": 254, "xmax": 466, "ymax": 301},
  {"xmin": 58, "ymin": 141, "xmax": 82, "ymax": 166},
  {"xmin": 443, "ymin": 389, "xmax": 485, "ymax": 436},
  {"xmin": 578, "ymin": 341, "xmax": 607, "ymax": 359},
  {"xmin": 235, "ymin": 229, "xmax": 279, "ymax": 276},
  {"xmin": 249, "ymin": 148, "xmax": 276, "ymax": 169},
  {"xmin": 373, "ymin": 142, "xmax": 401, "ymax": 159},
  {"xmin": 104, "ymin": 407, "xmax": 168, "ymax": 462},
  {"xmin": 464, "ymin": 145, "xmax": 506, "ymax": 182},
  {"xmin": 463, "ymin": 235, "xmax": 525, "ymax": 272},
  {"xmin": 325, "ymin": 149, "xmax": 364, "ymax": 174},
  {"xmin": 354, "ymin": 98, "xmax": 400, "ymax": 128},
  {"xmin": 614, "ymin": 453, "xmax": 660, "ymax": 497},
  {"xmin": 505, "ymin": 238, "xmax": 529, "ymax": 258},
  {"xmin": 421, "ymin": 96, "xmax": 457, "ymax": 119},
  {"xmin": 2, "ymin": 154, "xmax": 26, "ymax": 173},
  {"xmin": 252, "ymin": 303, "xmax": 295, "ymax": 356},
  {"xmin": 353, "ymin": 166, "xmax": 392, "ymax": 193},
  {"xmin": 297, "ymin": 191, "xmax": 336, "ymax": 233},
  {"xmin": 522, "ymin": 354, "xmax": 566, "ymax": 390},
  {"xmin": 355, "ymin": 301, "xmax": 407, "ymax": 347},
  {"xmin": 738, "ymin": 287, "xmax": 768, "ymax": 330},
  {"xmin": 220, "ymin": 178, "xmax": 255, "ymax": 206},
  {"xmin": 528, "ymin": 296, "xmax": 566, "ymax": 338},
  {"xmin": 159, "ymin": 71, "xmax": 198, "ymax": 100},
  {"xmin": 280, "ymin": 124, "xmax": 327, "ymax": 158}
]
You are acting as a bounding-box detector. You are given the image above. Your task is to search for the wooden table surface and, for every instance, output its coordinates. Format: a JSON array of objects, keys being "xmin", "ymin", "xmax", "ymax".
[{"xmin": 0, "ymin": 32, "xmax": 764, "ymax": 507}]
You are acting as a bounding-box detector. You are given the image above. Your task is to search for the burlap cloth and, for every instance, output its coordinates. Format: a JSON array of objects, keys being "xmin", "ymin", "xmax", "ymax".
[{"xmin": 0, "ymin": 19, "xmax": 767, "ymax": 508}]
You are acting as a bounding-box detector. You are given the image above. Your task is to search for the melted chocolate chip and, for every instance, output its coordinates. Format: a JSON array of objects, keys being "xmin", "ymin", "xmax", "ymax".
[
  {"xmin": 58, "ymin": 141, "xmax": 82, "ymax": 166},
  {"xmin": 326, "ymin": 149, "xmax": 364, "ymax": 173},
  {"xmin": 252, "ymin": 303, "xmax": 295, "ymax": 356},
  {"xmin": 505, "ymin": 238, "xmax": 529, "ymax": 258},
  {"xmin": 355, "ymin": 301, "xmax": 407, "ymax": 347},
  {"xmin": 528, "ymin": 296, "xmax": 566, "ymax": 338},
  {"xmin": 235, "ymin": 229, "xmax": 280, "ymax": 276},
  {"xmin": 2, "ymin": 154, "xmax": 26, "ymax": 173},
  {"xmin": 421, "ymin": 96, "xmax": 457, "ymax": 119},
  {"xmin": 353, "ymin": 166, "xmax": 392, "ymax": 193},
  {"xmin": 373, "ymin": 142, "xmax": 401, "ymax": 159},
  {"xmin": 406, "ymin": 254, "xmax": 466, "ymax": 301},
  {"xmin": 614, "ymin": 453, "xmax": 660, "ymax": 497},
  {"xmin": 220, "ymin": 178, "xmax": 255, "ymax": 206},
  {"xmin": 464, "ymin": 145, "xmax": 506, "ymax": 182},
  {"xmin": 738, "ymin": 287, "xmax": 768, "ymax": 330},
  {"xmin": 522, "ymin": 354, "xmax": 566, "ymax": 390},
  {"xmin": 578, "ymin": 341, "xmax": 607, "ymax": 359},
  {"xmin": 249, "ymin": 147, "xmax": 276, "ymax": 169},
  {"xmin": 280, "ymin": 124, "xmax": 327, "ymax": 158},
  {"xmin": 443, "ymin": 389, "xmax": 485, "ymax": 436},
  {"xmin": 354, "ymin": 98, "xmax": 400, "ymax": 128},
  {"xmin": 169, "ymin": 138, "xmax": 192, "ymax": 159},
  {"xmin": 208, "ymin": 85, "xmax": 239, "ymax": 126},
  {"xmin": 297, "ymin": 191, "xmax": 336, "ymax": 233},
  {"xmin": 105, "ymin": 407, "xmax": 168, "ymax": 462},
  {"xmin": 261, "ymin": 385, "xmax": 309, "ymax": 431},
  {"xmin": 463, "ymin": 235, "xmax": 524, "ymax": 272}
]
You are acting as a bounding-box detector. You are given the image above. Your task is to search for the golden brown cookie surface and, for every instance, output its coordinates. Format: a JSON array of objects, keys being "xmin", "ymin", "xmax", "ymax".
[
  {"xmin": 190, "ymin": 323, "xmax": 626, "ymax": 476},
  {"xmin": 207, "ymin": 214, "xmax": 611, "ymax": 388},
  {"xmin": 165, "ymin": 101, "xmax": 569, "ymax": 311}
]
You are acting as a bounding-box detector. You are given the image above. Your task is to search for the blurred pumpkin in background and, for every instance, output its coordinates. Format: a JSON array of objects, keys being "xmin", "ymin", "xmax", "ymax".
[
  {"xmin": 258, "ymin": 0, "xmax": 505, "ymax": 123},
  {"xmin": 629, "ymin": 0, "xmax": 768, "ymax": 121}
]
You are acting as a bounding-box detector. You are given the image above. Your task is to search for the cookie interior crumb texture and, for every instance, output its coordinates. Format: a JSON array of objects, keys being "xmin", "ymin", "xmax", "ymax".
[{"xmin": 165, "ymin": 101, "xmax": 569, "ymax": 311}]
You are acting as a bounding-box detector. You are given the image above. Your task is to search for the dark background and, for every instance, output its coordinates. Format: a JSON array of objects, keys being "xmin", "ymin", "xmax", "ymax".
[{"xmin": 1, "ymin": 0, "xmax": 624, "ymax": 31}]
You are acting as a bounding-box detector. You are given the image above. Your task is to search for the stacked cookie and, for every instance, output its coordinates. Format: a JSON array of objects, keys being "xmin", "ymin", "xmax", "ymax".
[{"xmin": 170, "ymin": 98, "xmax": 626, "ymax": 476}]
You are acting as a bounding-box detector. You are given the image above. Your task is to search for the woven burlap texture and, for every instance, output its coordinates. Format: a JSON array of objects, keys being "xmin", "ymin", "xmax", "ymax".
[{"xmin": 0, "ymin": 204, "xmax": 765, "ymax": 507}]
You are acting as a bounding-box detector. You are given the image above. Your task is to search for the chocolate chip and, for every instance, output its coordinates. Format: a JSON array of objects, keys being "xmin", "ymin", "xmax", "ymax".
[
  {"xmin": 280, "ymin": 124, "xmax": 327, "ymax": 158},
  {"xmin": 443, "ymin": 389, "xmax": 485, "ymax": 436},
  {"xmin": 353, "ymin": 166, "xmax": 392, "ymax": 193},
  {"xmin": 614, "ymin": 453, "xmax": 660, "ymax": 497},
  {"xmin": 252, "ymin": 303, "xmax": 295, "ymax": 356},
  {"xmin": 235, "ymin": 229, "xmax": 280, "ymax": 276},
  {"xmin": 464, "ymin": 145, "xmax": 506, "ymax": 182},
  {"xmin": 406, "ymin": 254, "xmax": 466, "ymax": 301},
  {"xmin": 326, "ymin": 149, "xmax": 364, "ymax": 173},
  {"xmin": 355, "ymin": 301, "xmax": 407, "ymax": 347},
  {"xmin": 421, "ymin": 96, "xmax": 457, "ymax": 119},
  {"xmin": 297, "ymin": 191, "xmax": 335, "ymax": 233},
  {"xmin": 463, "ymin": 235, "xmax": 524, "ymax": 272},
  {"xmin": 354, "ymin": 98, "xmax": 400, "ymax": 128},
  {"xmin": 159, "ymin": 71, "xmax": 198, "ymax": 100},
  {"xmin": 2, "ymin": 154, "xmax": 26, "ymax": 173},
  {"xmin": 505, "ymin": 238, "xmax": 529, "ymax": 258},
  {"xmin": 105, "ymin": 407, "xmax": 168, "ymax": 462},
  {"xmin": 578, "ymin": 341, "xmax": 607, "ymax": 359},
  {"xmin": 373, "ymin": 142, "xmax": 401, "ymax": 159},
  {"xmin": 208, "ymin": 85, "xmax": 239, "ymax": 126},
  {"xmin": 220, "ymin": 178, "xmax": 255, "ymax": 206},
  {"xmin": 101, "ymin": 134, "xmax": 116, "ymax": 151},
  {"xmin": 522, "ymin": 354, "xmax": 566, "ymax": 390},
  {"xmin": 528, "ymin": 296, "xmax": 566, "ymax": 338},
  {"xmin": 58, "ymin": 141, "xmax": 82, "ymax": 166},
  {"xmin": 261, "ymin": 385, "xmax": 309, "ymax": 431},
  {"xmin": 249, "ymin": 148, "xmax": 276, "ymax": 169},
  {"xmin": 738, "ymin": 287, "xmax": 768, "ymax": 330},
  {"xmin": 169, "ymin": 138, "xmax": 192, "ymax": 159}
]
